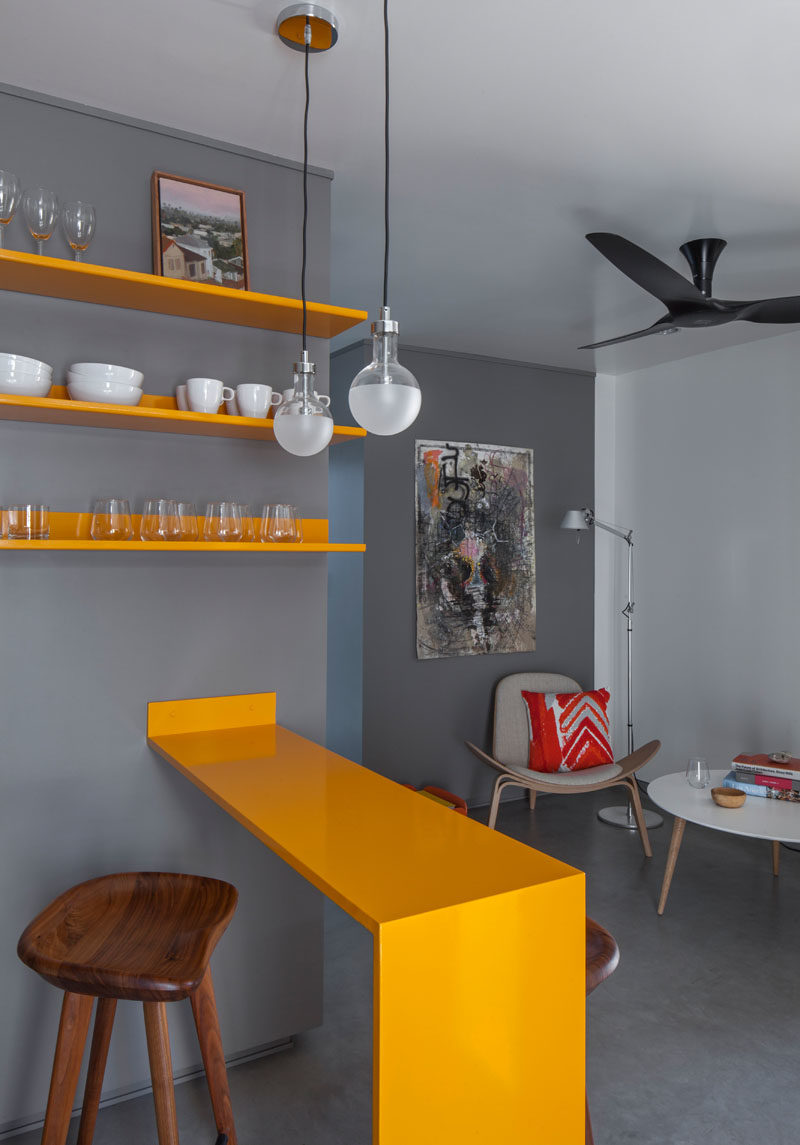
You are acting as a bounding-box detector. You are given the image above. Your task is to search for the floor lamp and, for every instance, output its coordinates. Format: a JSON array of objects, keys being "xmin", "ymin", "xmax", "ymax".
[{"xmin": 561, "ymin": 508, "xmax": 663, "ymax": 831}]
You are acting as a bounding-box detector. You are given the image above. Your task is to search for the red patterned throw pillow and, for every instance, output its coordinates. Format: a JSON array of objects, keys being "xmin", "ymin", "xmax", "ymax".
[{"xmin": 520, "ymin": 689, "xmax": 614, "ymax": 773}]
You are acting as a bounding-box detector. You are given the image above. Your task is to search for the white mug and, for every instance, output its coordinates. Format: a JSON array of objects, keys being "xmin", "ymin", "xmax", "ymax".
[
  {"xmin": 225, "ymin": 393, "xmax": 239, "ymax": 416},
  {"xmin": 186, "ymin": 377, "xmax": 234, "ymax": 414},
  {"xmin": 281, "ymin": 386, "xmax": 331, "ymax": 409},
  {"xmin": 175, "ymin": 383, "xmax": 188, "ymax": 411},
  {"xmin": 236, "ymin": 383, "xmax": 282, "ymax": 419}
]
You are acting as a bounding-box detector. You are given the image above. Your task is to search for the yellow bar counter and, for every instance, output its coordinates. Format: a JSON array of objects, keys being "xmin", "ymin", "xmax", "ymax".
[{"xmin": 147, "ymin": 692, "xmax": 586, "ymax": 1145}]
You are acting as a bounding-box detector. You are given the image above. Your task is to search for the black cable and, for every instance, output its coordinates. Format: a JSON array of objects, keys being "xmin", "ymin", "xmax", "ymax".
[
  {"xmin": 382, "ymin": 0, "xmax": 389, "ymax": 310},
  {"xmin": 301, "ymin": 19, "xmax": 310, "ymax": 351}
]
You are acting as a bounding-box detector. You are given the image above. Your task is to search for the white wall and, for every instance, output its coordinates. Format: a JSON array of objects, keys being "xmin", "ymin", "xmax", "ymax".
[{"xmin": 596, "ymin": 331, "xmax": 800, "ymax": 779}]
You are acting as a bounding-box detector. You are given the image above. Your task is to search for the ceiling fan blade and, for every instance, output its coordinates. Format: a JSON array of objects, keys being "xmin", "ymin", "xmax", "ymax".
[
  {"xmin": 586, "ymin": 232, "xmax": 709, "ymax": 311},
  {"xmin": 735, "ymin": 296, "xmax": 800, "ymax": 324},
  {"xmin": 579, "ymin": 317, "xmax": 677, "ymax": 350}
]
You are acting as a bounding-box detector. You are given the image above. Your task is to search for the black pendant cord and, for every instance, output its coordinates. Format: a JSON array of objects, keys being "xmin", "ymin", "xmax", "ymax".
[
  {"xmin": 301, "ymin": 20, "xmax": 311, "ymax": 351},
  {"xmin": 382, "ymin": 0, "xmax": 389, "ymax": 311}
]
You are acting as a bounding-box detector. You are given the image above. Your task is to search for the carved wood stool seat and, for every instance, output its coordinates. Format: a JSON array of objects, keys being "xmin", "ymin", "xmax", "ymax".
[
  {"xmin": 585, "ymin": 917, "xmax": 620, "ymax": 1145},
  {"xmin": 18, "ymin": 871, "xmax": 238, "ymax": 1145}
]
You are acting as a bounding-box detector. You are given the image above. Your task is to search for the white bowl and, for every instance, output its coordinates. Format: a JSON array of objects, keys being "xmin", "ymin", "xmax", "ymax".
[
  {"xmin": 0, "ymin": 353, "xmax": 52, "ymax": 374},
  {"xmin": 0, "ymin": 374, "xmax": 52, "ymax": 398},
  {"xmin": 67, "ymin": 379, "xmax": 143, "ymax": 407},
  {"xmin": 68, "ymin": 362, "xmax": 144, "ymax": 387}
]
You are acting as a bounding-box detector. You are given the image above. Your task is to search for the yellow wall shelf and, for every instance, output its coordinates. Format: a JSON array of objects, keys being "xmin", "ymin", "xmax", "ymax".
[
  {"xmin": 0, "ymin": 249, "xmax": 368, "ymax": 337},
  {"xmin": 0, "ymin": 386, "xmax": 366, "ymax": 444},
  {"xmin": 147, "ymin": 692, "xmax": 585, "ymax": 1145},
  {"xmin": 0, "ymin": 513, "xmax": 364, "ymax": 553}
]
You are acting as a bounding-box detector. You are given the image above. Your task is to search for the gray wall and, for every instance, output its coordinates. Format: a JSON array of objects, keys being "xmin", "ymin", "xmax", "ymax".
[
  {"xmin": 332, "ymin": 342, "xmax": 595, "ymax": 805},
  {"xmin": 0, "ymin": 88, "xmax": 334, "ymax": 1133}
]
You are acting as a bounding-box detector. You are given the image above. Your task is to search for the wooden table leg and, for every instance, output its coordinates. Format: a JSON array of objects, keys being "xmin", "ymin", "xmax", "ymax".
[
  {"xmin": 772, "ymin": 840, "xmax": 780, "ymax": 877},
  {"xmin": 657, "ymin": 816, "xmax": 686, "ymax": 915}
]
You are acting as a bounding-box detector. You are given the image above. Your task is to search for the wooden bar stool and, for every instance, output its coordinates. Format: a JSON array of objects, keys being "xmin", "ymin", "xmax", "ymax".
[
  {"xmin": 17, "ymin": 871, "xmax": 238, "ymax": 1145},
  {"xmin": 585, "ymin": 917, "xmax": 620, "ymax": 1145}
]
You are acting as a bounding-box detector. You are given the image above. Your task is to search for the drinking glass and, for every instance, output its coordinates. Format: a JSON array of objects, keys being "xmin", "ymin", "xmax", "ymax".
[
  {"xmin": 261, "ymin": 504, "xmax": 301, "ymax": 543},
  {"xmin": 686, "ymin": 757, "xmax": 710, "ymax": 789},
  {"xmin": 8, "ymin": 504, "xmax": 49, "ymax": 540},
  {"xmin": 203, "ymin": 501, "xmax": 242, "ymax": 542},
  {"xmin": 140, "ymin": 499, "xmax": 181, "ymax": 542},
  {"xmin": 0, "ymin": 170, "xmax": 21, "ymax": 248},
  {"xmin": 176, "ymin": 502, "xmax": 199, "ymax": 541},
  {"xmin": 238, "ymin": 503, "xmax": 255, "ymax": 541},
  {"xmin": 62, "ymin": 201, "xmax": 96, "ymax": 261},
  {"xmin": 90, "ymin": 497, "xmax": 133, "ymax": 541},
  {"xmin": 22, "ymin": 188, "xmax": 58, "ymax": 255}
]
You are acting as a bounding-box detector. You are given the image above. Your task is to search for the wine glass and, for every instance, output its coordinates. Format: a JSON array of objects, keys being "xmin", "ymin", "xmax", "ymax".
[
  {"xmin": 686, "ymin": 757, "xmax": 710, "ymax": 789},
  {"xmin": 22, "ymin": 188, "xmax": 58, "ymax": 255},
  {"xmin": 62, "ymin": 201, "xmax": 96, "ymax": 261},
  {"xmin": 0, "ymin": 171, "xmax": 21, "ymax": 248}
]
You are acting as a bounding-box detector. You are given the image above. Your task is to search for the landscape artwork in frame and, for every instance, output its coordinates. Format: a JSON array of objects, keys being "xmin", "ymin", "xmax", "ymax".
[
  {"xmin": 151, "ymin": 171, "xmax": 249, "ymax": 290},
  {"xmin": 415, "ymin": 440, "xmax": 536, "ymax": 659}
]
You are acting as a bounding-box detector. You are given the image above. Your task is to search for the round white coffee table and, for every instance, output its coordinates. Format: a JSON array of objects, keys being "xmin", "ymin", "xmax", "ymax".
[{"xmin": 647, "ymin": 769, "xmax": 800, "ymax": 914}]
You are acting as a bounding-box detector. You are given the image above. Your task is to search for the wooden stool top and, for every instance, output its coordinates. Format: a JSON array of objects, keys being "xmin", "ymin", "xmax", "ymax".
[
  {"xmin": 18, "ymin": 872, "xmax": 237, "ymax": 1002},
  {"xmin": 585, "ymin": 917, "xmax": 619, "ymax": 996}
]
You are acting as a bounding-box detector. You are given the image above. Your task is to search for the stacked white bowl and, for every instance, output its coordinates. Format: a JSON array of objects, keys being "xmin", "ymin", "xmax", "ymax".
[
  {"xmin": 67, "ymin": 363, "xmax": 144, "ymax": 407},
  {"xmin": 0, "ymin": 353, "xmax": 53, "ymax": 398}
]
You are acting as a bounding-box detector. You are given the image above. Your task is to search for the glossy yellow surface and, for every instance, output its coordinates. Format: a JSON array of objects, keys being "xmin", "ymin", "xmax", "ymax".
[
  {"xmin": 0, "ymin": 249, "xmax": 367, "ymax": 337},
  {"xmin": 0, "ymin": 387, "xmax": 366, "ymax": 444},
  {"xmin": 148, "ymin": 693, "xmax": 586, "ymax": 1143},
  {"xmin": 0, "ymin": 512, "xmax": 365, "ymax": 553}
]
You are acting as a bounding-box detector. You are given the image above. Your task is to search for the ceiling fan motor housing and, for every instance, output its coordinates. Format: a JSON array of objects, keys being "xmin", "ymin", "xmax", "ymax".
[{"xmin": 679, "ymin": 238, "xmax": 727, "ymax": 297}]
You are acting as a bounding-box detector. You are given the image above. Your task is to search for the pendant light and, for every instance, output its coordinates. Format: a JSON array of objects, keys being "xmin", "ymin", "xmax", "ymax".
[
  {"xmin": 348, "ymin": 0, "xmax": 421, "ymax": 436},
  {"xmin": 274, "ymin": 5, "xmax": 337, "ymax": 457}
]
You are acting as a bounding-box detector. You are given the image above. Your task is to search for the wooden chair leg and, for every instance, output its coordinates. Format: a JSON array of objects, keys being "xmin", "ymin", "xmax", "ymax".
[
  {"xmin": 626, "ymin": 778, "xmax": 653, "ymax": 859},
  {"xmin": 772, "ymin": 840, "xmax": 780, "ymax": 877},
  {"xmin": 76, "ymin": 997, "xmax": 117, "ymax": 1145},
  {"xmin": 528, "ymin": 788, "xmax": 537, "ymax": 810},
  {"xmin": 41, "ymin": 992, "xmax": 94, "ymax": 1145},
  {"xmin": 585, "ymin": 1091, "xmax": 594, "ymax": 1145},
  {"xmin": 143, "ymin": 1002, "xmax": 180, "ymax": 1145},
  {"xmin": 487, "ymin": 776, "xmax": 505, "ymax": 829},
  {"xmin": 190, "ymin": 969, "xmax": 238, "ymax": 1145}
]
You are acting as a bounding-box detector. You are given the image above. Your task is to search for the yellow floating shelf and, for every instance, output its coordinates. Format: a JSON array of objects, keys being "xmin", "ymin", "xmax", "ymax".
[
  {"xmin": 0, "ymin": 386, "xmax": 365, "ymax": 443},
  {"xmin": 0, "ymin": 512, "xmax": 364, "ymax": 553},
  {"xmin": 0, "ymin": 249, "xmax": 368, "ymax": 337}
]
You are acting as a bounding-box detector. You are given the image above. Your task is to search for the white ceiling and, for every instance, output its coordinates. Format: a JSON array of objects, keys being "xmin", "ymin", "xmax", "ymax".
[{"xmin": 4, "ymin": 0, "xmax": 800, "ymax": 374}]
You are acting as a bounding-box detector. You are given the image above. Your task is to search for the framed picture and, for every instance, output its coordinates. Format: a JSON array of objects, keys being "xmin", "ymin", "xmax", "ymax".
[{"xmin": 151, "ymin": 171, "xmax": 249, "ymax": 290}]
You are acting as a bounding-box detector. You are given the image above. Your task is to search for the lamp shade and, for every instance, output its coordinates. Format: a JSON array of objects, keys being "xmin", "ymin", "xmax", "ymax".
[{"xmin": 560, "ymin": 509, "xmax": 591, "ymax": 531}]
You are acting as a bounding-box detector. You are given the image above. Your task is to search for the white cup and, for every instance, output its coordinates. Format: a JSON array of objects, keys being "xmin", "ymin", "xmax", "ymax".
[
  {"xmin": 235, "ymin": 383, "xmax": 282, "ymax": 419},
  {"xmin": 281, "ymin": 386, "xmax": 331, "ymax": 409},
  {"xmin": 175, "ymin": 383, "xmax": 188, "ymax": 411},
  {"xmin": 186, "ymin": 377, "xmax": 234, "ymax": 414},
  {"xmin": 225, "ymin": 393, "xmax": 239, "ymax": 416}
]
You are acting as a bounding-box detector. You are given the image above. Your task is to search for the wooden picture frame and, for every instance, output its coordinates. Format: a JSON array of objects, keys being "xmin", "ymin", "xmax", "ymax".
[{"xmin": 151, "ymin": 171, "xmax": 249, "ymax": 291}]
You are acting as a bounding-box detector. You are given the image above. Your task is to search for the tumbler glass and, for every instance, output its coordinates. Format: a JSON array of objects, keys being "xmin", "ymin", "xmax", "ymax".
[
  {"xmin": 140, "ymin": 499, "xmax": 181, "ymax": 542},
  {"xmin": 686, "ymin": 757, "xmax": 710, "ymax": 789},
  {"xmin": 90, "ymin": 497, "xmax": 133, "ymax": 541},
  {"xmin": 261, "ymin": 503, "xmax": 301, "ymax": 543},
  {"xmin": 8, "ymin": 504, "xmax": 49, "ymax": 539},
  {"xmin": 203, "ymin": 501, "xmax": 242, "ymax": 542},
  {"xmin": 176, "ymin": 501, "xmax": 199, "ymax": 541},
  {"xmin": 238, "ymin": 503, "xmax": 255, "ymax": 541}
]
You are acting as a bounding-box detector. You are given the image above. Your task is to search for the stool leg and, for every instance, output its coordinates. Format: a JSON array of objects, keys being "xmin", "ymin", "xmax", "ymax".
[
  {"xmin": 42, "ymin": 991, "xmax": 94, "ymax": 1145},
  {"xmin": 76, "ymin": 998, "xmax": 117, "ymax": 1145},
  {"xmin": 190, "ymin": 969, "xmax": 238, "ymax": 1145},
  {"xmin": 143, "ymin": 1002, "xmax": 180, "ymax": 1145}
]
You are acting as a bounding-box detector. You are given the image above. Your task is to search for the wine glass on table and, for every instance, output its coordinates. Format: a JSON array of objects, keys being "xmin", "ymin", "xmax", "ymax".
[
  {"xmin": 22, "ymin": 188, "xmax": 58, "ymax": 255},
  {"xmin": 685, "ymin": 757, "xmax": 710, "ymax": 789},
  {"xmin": 0, "ymin": 171, "xmax": 21, "ymax": 248},
  {"xmin": 62, "ymin": 201, "xmax": 96, "ymax": 261}
]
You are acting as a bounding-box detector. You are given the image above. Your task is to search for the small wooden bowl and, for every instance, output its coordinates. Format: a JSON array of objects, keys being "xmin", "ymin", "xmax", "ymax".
[{"xmin": 711, "ymin": 786, "xmax": 746, "ymax": 808}]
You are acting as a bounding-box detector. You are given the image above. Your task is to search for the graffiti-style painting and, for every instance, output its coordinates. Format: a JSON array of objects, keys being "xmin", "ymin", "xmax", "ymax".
[{"xmin": 415, "ymin": 440, "xmax": 536, "ymax": 660}]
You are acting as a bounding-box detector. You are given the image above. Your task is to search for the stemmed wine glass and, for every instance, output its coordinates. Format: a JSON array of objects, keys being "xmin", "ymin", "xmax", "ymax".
[
  {"xmin": 62, "ymin": 201, "xmax": 96, "ymax": 261},
  {"xmin": 0, "ymin": 171, "xmax": 21, "ymax": 248},
  {"xmin": 22, "ymin": 188, "xmax": 58, "ymax": 255}
]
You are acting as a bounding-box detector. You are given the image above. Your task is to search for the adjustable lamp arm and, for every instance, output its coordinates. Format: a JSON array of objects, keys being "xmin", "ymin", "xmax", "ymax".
[{"xmin": 582, "ymin": 509, "xmax": 633, "ymax": 546}]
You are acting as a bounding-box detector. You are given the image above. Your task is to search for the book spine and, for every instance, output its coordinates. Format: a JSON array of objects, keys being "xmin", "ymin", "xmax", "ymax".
[
  {"xmin": 723, "ymin": 773, "xmax": 800, "ymax": 802},
  {"xmin": 732, "ymin": 761, "xmax": 800, "ymax": 781},
  {"xmin": 738, "ymin": 772, "xmax": 800, "ymax": 792}
]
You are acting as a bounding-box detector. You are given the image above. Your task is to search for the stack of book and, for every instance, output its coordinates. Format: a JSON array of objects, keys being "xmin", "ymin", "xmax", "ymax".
[{"xmin": 722, "ymin": 754, "xmax": 800, "ymax": 803}]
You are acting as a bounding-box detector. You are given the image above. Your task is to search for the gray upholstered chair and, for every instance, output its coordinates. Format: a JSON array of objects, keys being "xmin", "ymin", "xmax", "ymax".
[{"xmin": 465, "ymin": 672, "xmax": 659, "ymax": 857}]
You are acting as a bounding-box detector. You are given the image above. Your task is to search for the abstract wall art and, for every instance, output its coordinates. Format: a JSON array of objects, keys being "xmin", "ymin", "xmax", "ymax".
[{"xmin": 415, "ymin": 440, "xmax": 536, "ymax": 659}]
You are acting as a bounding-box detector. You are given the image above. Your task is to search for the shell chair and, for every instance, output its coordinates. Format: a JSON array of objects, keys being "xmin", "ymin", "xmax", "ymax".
[{"xmin": 465, "ymin": 672, "xmax": 660, "ymax": 857}]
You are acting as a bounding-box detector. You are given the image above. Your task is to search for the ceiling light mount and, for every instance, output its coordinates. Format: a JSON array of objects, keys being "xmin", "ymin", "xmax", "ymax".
[{"xmin": 277, "ymin": 4, "xmax": 339, "ymax": 52}]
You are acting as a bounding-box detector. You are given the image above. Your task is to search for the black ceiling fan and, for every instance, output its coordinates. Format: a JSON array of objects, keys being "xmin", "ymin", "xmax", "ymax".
[{"xmin": 580, "ymin": 232, "xmax": 800, "ymax": 349}]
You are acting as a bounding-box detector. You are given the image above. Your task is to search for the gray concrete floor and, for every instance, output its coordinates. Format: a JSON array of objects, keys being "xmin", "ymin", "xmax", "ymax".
[{"xmin": 14, "ymin": 789, "xmax": 800, "ymax": 1145}]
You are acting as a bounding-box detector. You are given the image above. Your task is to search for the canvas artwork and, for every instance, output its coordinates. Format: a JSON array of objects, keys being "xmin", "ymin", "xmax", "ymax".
[
  {"xmin": 415, "ymin": 440, "xmax": 536, "ymax": 660},
  {"xmin": 151, "ymin": 171, "xmax": 249, "ymax": 290}
]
